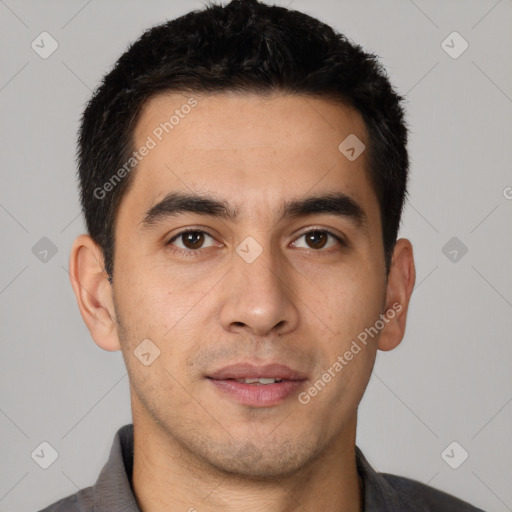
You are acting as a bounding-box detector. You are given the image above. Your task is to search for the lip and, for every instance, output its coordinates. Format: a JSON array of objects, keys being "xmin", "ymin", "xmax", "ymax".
[
  {"xmin": 206, "ymin": 363, "xmax": 308, "ymax": 407},
  {"xmin": 207, "ymin": 363, "xmax": 308, "ymax": 381}
]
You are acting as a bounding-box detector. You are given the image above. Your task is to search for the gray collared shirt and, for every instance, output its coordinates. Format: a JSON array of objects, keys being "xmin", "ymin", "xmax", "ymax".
[{"xmin": 38, "ymin": 423, "xmax": 485, "ymax": 511}]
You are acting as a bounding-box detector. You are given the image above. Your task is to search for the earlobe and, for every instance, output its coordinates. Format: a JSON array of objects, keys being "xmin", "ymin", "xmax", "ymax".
[
  {"xmin": 69, "ymin": 234, "xmax": 121, "ymax": 352},
  {"xmin": 377, "ymin": 238, "xmax": 416, "ymax": 352}
]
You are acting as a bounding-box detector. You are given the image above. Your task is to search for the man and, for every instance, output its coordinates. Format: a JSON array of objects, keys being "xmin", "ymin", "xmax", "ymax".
[{"xmin": 40, "ymin": 0, "xmax": 484, "ymax": 510}]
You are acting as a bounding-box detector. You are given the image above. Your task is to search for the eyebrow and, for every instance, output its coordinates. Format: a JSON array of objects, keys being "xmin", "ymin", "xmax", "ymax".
[{"xmin": 139, "ymin": 191, "xmax": 368, "ymax": 232}]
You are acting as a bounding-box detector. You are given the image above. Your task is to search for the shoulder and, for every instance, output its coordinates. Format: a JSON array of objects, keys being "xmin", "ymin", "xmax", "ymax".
[
  {"xmin": 381, "ymin": 473, "xmax": 486, "ymax": 512},
  {"xmin": 36, "ymin": 486, "xmax": 94, "ymax": 512}
]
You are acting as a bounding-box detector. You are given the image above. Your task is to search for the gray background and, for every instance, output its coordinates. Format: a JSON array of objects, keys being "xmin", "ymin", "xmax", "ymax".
[{"xmin": 1, "ymin": 0, "xmax": 511, "ymax": 511}]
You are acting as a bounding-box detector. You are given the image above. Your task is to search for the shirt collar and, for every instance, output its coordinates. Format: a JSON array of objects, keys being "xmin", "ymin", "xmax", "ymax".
[
  {"xmin": 92, "ymin": 423, "xmax": 140, "ymax": 511},
  {"xmin": 92, "ymin": 423, "xmax": 405, "ymax": 512},
  {"xmin": 355, "ymin": 445, "xmax": 407, "ymax": 511}
]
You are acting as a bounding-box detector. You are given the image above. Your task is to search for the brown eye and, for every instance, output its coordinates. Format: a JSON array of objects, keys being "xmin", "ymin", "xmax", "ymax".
[
  {"xmin": 168, "ymin": 230, "xmax": 215, "ymax": 251},
  {"xmin": 292, "ymin": 229, "xmax": 343, "ymax": 251},
  {"xmin": 305, "ymin": 231, "xmax": 329, "ymax": 249},
  {"xmin": 181, "ymin": 231, "xmax": 205, "ymax": 249}
]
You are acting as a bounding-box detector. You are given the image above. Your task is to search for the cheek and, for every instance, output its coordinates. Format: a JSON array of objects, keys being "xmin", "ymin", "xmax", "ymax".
[
  {"xmin": 114, "ymin": 252, "xmax": 197, "ymax": 331},
  {"xmin": 310, "ymin": 266, "xmax": 384, "ymax": 393},
  {"xmin": 305, "ymin": 286, "xmax": 381, "ymax": 411},
  {"xmin": 114, "ymin": 282, "xmax": 203, "ymax": 409},
  {"xmin": 316, "ymin": 264, "xmax": 385, "ymax": 338},
  {"xmin": 114, "ymin": 275, "xmax": 215, "ymax": 394}
]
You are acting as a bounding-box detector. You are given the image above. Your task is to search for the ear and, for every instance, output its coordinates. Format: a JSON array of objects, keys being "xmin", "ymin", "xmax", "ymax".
[
  {"xmin": 69, "ymin": 234, "xmax": 121, "ymax": 351},
  {"xmin": 377, "ymin": 238, "xmax": 416, "ymax": 352}
]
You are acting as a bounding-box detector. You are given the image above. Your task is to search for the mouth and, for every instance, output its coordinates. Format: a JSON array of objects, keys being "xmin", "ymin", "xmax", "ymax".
[
  {"xmin": 206, "ymin": 363, "xmax": 308, "ymax": 407},
  {"xmin": 226, "ymin": 377, "xmax": 286, "ymax": 384}
]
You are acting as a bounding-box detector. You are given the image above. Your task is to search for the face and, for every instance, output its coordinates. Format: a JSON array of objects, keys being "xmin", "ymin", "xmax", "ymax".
[{"xmin": 110, "ymin": 92, "xmax": 390, "ymax": 477}]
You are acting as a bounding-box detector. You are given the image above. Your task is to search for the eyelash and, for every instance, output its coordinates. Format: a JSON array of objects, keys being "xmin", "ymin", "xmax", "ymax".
[{"xmin": 166, "ymin": 228, "xmax": 346, "ymax": 259}]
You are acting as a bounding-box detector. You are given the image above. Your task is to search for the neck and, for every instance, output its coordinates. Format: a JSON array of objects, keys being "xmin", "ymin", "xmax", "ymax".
[{"xmin": 131, "ymin": 413, "xmax": 363, "ymax": 512}]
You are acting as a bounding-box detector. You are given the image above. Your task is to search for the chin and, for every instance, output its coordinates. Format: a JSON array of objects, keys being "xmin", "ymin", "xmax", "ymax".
[{"xmin": 201, "ymin": 437, "xmax": 320, "ymax": 481}]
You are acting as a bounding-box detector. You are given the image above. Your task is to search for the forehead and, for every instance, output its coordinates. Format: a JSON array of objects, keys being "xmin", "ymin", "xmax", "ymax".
[
  {"xmin": 135, "ymin": 91, "xmax": 367, "ymax": 156},
  {"xmin": 123, "ymin": 91, "xmax": 378, "ymax": 227}
]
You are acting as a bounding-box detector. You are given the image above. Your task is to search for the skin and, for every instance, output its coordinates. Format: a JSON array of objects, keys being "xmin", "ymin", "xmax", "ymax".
[{"xmin": 69, "ymin": 92, "xmax": 415, "ymax": 512}]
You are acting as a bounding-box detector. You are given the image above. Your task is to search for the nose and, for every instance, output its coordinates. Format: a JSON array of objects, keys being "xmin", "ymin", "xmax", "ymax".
[{"xmin": 219, "ymin": 242, "xmax": 300, "ymax": 338}]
